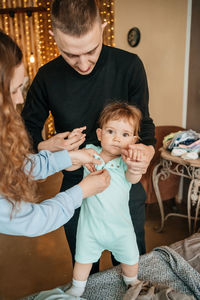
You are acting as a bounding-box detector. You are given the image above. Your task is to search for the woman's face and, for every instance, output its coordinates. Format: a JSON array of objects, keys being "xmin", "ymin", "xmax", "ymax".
[{"xmin": 10, "ymin": 62, "xmax": 24, "ymax": 109}]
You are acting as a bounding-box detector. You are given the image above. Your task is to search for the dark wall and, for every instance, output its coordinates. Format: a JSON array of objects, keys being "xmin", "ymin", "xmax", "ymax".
[{"xmin": 186, "ymin": 0, "xmax": 200, "ymax": 131}]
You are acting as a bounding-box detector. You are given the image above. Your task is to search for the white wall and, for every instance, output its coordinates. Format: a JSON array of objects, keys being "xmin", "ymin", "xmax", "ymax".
[{"xmin": 115, "ymin": 0, "xmax": 188, "ymax": 127}]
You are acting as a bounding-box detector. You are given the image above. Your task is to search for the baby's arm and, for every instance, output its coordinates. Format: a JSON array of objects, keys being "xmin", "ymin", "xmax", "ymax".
[{"xmin": 123, "ymin": 149, "xmax": 146, "ymax": 184}]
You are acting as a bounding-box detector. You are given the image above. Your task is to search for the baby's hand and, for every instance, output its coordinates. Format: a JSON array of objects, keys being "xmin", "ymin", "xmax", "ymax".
[
  {"xmin": 68, "ymin": 126, "xmax": 86, "ymax": 150},
  {"xmin": 127, "ymin": 148, "xmax": 146, "ymax": 162},
  {"xmin": 85, "ymin": 163, "xmax": 97, "ymax": 173},
  {"xmin": 124, "ymin": 149, "xmax": 146, "ymax": 172},
  {"xmin": 68, "ymin": 126, "xmax": 86, "ymax": 138},
  {"xmin": 121, "ymin": 144, "xmax": 154, "ymax": 175},
  {"xmin": 122, "ymin": 148, "xmax": 145, "ymax": 162}
]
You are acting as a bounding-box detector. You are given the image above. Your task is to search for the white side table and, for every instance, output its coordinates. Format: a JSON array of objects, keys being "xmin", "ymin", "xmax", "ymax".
[{"xmin": 152, "ymin": 148, "xmax": 200, "ymax": 234}]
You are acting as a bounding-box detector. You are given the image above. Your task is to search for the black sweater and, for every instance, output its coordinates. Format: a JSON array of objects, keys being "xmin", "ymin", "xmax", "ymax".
[{"xmin": 22, "ymin": 45, "xmax": 155, "ymax": 152}]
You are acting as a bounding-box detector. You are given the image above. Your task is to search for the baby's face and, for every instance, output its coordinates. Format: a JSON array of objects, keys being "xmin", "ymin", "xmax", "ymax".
[{"xmin": 97, "ymin": 118, "xmax": 137, "ymax": 156}]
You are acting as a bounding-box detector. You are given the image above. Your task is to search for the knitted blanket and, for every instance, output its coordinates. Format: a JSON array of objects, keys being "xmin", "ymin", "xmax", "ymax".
[
  {"xmin": 20, "ymin": 246, "xmax": 200, "ymax": 300},
  {"xmin": 82, "ymin": 246, "xmax": 200, "ymax": 299}
]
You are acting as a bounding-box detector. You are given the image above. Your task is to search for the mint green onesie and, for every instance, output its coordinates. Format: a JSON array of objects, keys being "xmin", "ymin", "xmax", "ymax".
[{"xmin": 75, "ymin": 144, "xmax": 139, "ymax": 265}]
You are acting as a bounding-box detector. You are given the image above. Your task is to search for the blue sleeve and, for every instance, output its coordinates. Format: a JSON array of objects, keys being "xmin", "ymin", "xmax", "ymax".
[
  {"xmin": 0, "ymin": 185, "xmax": 82, "ymax": 237},
  {"xmin": 25, "ymin": 150, "xmax": 72, "ymax": 180}
]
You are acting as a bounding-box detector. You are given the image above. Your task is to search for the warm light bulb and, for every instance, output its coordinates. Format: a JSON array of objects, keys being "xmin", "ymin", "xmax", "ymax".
[{"xmin": 30, "ymin": 53, "xmax": 35, "ymax": 63}]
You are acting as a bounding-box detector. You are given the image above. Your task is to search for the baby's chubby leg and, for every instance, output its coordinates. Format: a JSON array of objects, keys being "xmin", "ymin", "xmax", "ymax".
[
  {"xmin": 121, "ymin": 262, "xmax": 139, "ymax": 286},
  {"xmin": 66, "ymin": 262, "xmax": 92, "ymax": 297}
]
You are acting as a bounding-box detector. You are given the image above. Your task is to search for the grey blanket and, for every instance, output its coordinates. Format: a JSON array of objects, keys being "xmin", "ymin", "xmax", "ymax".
[
  {"xmin": 170, "ymin": 233, "xmax": 200, "ymax": 274},
  {"xmin": 21, "ymin": 245, "xmax": 200, "ymax": 300},
  {"xmin": 138, "ymin": 246, "xmax": 200, "ymax": 298},
  {"xmin": 81, "ymin": 246, "xmax": 200, "ymax": 300}
]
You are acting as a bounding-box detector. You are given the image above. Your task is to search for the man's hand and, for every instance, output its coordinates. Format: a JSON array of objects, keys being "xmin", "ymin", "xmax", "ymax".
[
  {"xmin": 121, "ymin": 144, "xmax": 155, "ymax": 175},
  {"xmin": 38, "ymin": 126, "xmax": 86, "ymax": 152},
  {"xmin": 79, "ymin": 169, "xmax": 110, "ymax": 198}
]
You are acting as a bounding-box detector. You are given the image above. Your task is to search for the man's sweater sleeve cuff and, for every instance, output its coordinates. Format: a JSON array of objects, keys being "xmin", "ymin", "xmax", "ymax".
[{"xmin": 141, "ymin": 138, "xmax": 156, "ymax": 147}]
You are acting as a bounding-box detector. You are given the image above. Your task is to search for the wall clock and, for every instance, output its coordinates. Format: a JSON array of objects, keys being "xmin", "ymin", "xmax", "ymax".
[{"xmin": 127, "ymin": 27, "xmax": 141, "ymax": 47}]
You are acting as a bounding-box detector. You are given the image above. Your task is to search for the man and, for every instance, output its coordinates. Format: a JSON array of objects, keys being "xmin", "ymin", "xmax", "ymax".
[{"xmin": 22, "ymin": 0, "xmax": 155, "ymax": 273}]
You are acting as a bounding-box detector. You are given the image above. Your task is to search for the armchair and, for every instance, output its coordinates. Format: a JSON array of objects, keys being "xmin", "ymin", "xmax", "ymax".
[{"xmin": 141, "ymin": 125, "xmax": 185, "ymax": 204}]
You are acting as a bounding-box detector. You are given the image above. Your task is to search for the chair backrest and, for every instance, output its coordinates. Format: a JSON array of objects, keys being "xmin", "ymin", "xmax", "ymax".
[
  {"xmin": 153, "ymin": 125, "xmax": 185, "ymax": 167},
  {"xmin": 141, "ymin": 125, "xmax": 185, "ymax": 204}
]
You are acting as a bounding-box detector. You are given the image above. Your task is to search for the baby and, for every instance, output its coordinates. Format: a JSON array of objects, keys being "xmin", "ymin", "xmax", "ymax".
[{"xmin": 67, "ymin": 102, "xmax": 146, "ymax": 297}]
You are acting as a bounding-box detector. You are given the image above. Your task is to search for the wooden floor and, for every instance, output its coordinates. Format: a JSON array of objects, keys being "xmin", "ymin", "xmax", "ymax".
[{"xmin": 0, "ymin": 172, "xmax": 191, "ymax": 300}]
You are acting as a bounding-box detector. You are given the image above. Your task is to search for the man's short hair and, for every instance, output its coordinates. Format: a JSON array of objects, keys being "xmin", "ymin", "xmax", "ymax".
[{"xmin": 51, "ymin": 0, "xmax": 101, "ymax": 36}]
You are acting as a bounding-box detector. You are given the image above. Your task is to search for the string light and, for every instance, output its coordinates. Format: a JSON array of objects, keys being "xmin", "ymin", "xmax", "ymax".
[
  {"xmin": 1, "ymin": 1, "xmax": 115, "ymax": 137},
  {"xmin": 34, "ymin": 5, "xmax": 41, "ymax": 68},
  {"xmin": 47, "ymin": 112, "xmax": 56, "ymax": 138},
  {"xmin": 13, "ymin": 0, "xmax": 20, "ymax": 45},
  {"xmin": 3, "ymin": 0, "xmax": 9, "ymax": 35},
  {"xmin": 1, "ymin": 1, "xmax": 114, "ymax": 72},
  {"xmin": 99, "ymin": 1, "xmax": 115, "ymax": 47},
  {"xmin": 30, "ymin": 53, "xmax": 35, "ymax": 63}
]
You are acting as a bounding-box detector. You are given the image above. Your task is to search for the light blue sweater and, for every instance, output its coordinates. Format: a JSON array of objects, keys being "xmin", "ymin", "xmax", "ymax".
[{"xmin": 0, "ymin": 150, "xmax": 82, "ymax": 237}]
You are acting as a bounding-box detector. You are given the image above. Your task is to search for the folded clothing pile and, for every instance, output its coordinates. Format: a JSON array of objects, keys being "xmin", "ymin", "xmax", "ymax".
[{"xmin": 163, "ymin": 129, "xmax": 200, "ymax": 160}]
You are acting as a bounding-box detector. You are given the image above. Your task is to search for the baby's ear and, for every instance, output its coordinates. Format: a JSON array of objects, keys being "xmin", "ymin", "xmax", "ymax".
[{"xmin": 96, "ymin": 128, "xmax": 102, "ymax": 142}]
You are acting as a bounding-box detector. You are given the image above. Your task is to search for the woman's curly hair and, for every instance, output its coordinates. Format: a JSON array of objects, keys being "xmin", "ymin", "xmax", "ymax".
[{"xmin": 0, "ymin": 30, "xmax": 38, "ymax": 211}]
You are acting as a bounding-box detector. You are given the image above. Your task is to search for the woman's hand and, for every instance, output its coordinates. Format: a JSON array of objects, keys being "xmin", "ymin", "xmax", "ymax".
[
  {"xmin": 38, "ymin": 126, "xmax": 86, "ymax": 152},
  {"xmin": 79, "ymin": 169, "xmax": 110, "ymax": 198},
  {"xmin": 82, "ymin": 148, "xmax": 100, "ymax": 173},
  {"xmin": 68, "ymin": 148, "xmax": 102, "ymax": 169}
]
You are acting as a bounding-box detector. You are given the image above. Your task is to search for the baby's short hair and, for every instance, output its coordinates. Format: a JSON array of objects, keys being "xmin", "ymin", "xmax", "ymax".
[{"xmin": 98, "ymin": 102, "xmax": 142, "ymax": 136}]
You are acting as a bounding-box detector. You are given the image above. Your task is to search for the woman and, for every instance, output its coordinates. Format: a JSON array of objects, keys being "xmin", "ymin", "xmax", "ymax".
[{"xmin": 0, "ymin": 30, "xmax": 110, "ymax": 236}]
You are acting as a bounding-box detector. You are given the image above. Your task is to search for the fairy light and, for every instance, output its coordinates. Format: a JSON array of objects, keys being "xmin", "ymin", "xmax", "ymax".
[
  {"xmin": 38, "ymin": 8, "xmax": 45, "ymax": 66},
  {"xmin": 1, "ymin": 0, "xmax": 115, "ymax": 137},
  {"xmin": 30, "ymin": 53, "xmax": 35, "ymax": 63},
  {"xmin": 3, "ymin": 0, "xmax": 9, "ymax": 35},
  {"xmin": 4, "ymin": 15, "xmax": 9, "ymax": 35},
  {"xmin": 13, "ymin": 0, "xmax": 20, "ymax": 45},
  {"xmin": 1, "ymin": 0, "xmax": 114, "ymax": 134},
  {"xmin": 98, "ymin": 0, "xmax": 115, "ymax": 47},
  {"xmin": 36, "ymin": 1, "xmax": 58, "ymax": 136},
  {"xmin": 25, "ymin": 14, "xmax": 32, "ymax": 80},
  {"xmin": 22, "ymin": 0, "xmax": 32, "ymax": 79},
  {"xmin": 1, "ymin": 0, "xmax": 115, "ymax": 76},
  {"xmin": 37, "ymin": 1, "xmax": 59, "ymax": 66},
  {"xmin": 46, "ymin": 111, "xmax": 56, "ymax": 138},
  {"xmin": 33, "ymin": 7, "xmax": 41, "ymax": 69},
  {"xmin": 47, "ymin": 1, "xmax": 59, "ymax": 61}
]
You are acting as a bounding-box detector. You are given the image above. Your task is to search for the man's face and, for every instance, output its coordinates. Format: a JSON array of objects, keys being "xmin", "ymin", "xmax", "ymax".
[{"xmin": 52, "ymin": 21, "xmax": 106, "ymax": 75}]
